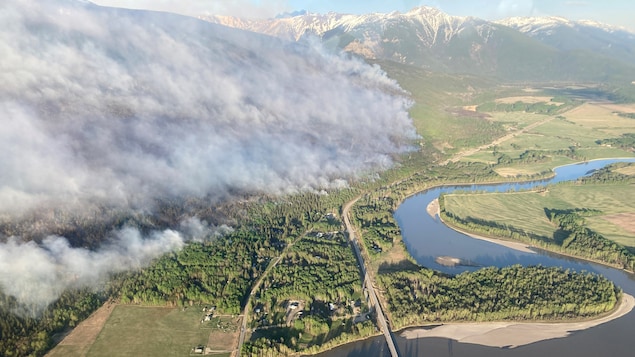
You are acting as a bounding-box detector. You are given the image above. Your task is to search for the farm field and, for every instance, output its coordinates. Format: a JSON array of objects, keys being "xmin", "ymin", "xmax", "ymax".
[
  {"xmin": 461, "ymin": 98, "xmax": 635, "ymax": 176},
  {"xmin": 356, "ymin": 89, "xmax": 635, "ymax": 276},
  {"xmin": 85, "ymin": 305, "xmax": 238, "ymax": 357},
  {"xmin": 443, "ymin": 182, "xmax": 635, "ymax": 249},
  {"xmin": 46, "ymin": 301, "xmax": 117, "ymax": 357},
  {"xmin": 564, "ymin": 102, "xmax": 635, "ymax": 136}
]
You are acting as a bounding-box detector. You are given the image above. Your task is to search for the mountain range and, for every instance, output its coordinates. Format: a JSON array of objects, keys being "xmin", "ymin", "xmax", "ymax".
[{"xmin": 201, "ymin": 6, "xmax": 635, "ymax": 83}]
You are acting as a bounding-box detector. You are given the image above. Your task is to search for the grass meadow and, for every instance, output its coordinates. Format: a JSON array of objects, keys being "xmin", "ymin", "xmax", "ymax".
[
  {"xmin": 443, "ymin": 183, "xmax": 635, "ymax": 248},
  {"xmin": 460, "ymin": 100, "xmax": 635, "ymax": 175},
  {"xmin": 86, "ymin": 305, "xmax": 236, "ymax": 357},
  {"xmin": 441, "ymin": 94, "xmax": 635, "ymax": 249}
]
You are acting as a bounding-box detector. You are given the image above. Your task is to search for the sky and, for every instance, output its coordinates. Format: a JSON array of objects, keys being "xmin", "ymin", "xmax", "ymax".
[{"xmin": 92, "ymin": 0, "xmax": 635, "ymax": 31}]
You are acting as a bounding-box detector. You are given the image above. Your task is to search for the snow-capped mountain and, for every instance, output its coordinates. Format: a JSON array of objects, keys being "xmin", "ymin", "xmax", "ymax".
[
  {"xmin": 497, "ymin": 16, "xmax": 635, "ymax": 66},
  {"xmin": 201, "ymin": 7, "xmax": 486, "ymax": 47},
  {"xmin": 202, "ymin": 12, "xmax": 352, "ymax": 41},
  {"xmin": 496, "ymin": 16, "xmax": 633, "ymax": 37},
  {"xmin": 201, "ymin": 7, "xmax": 501, "ymax": 72},
  {"xmin": 201, "ymin": 6, "xmax": 635, "ymax": 82}
]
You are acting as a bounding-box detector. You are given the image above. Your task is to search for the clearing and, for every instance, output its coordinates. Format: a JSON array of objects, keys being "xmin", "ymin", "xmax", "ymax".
[
  {"xmin": 443, "ymin": 183, "xmax": 635, "ymax": 248},
  {"xmin": 46, "ymin": 300, "xmax": 116, "ymax": 357},
  {"xmin": 85, "ymin": 305, "xmax": 238, "ymax": 357}
]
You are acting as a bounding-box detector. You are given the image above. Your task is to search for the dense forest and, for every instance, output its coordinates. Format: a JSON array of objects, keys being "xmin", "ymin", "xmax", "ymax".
[
  {"xmin": 0, "ymin": 290, "xmax": 104, "ymax": 357},
  {"xmin": 493, "ymin": 147, "xmax": 584, "ymax": 166},
  {"xmin": 547, "ymin": 209, "xmax": 635, "ymax": 271},
  {"xmin": 244, "ymin": 231, "xmax": 375, "ymax": 355},
  {"xmin": 380, "ymin": 265, "xmax": 620, "ymax": 328},
  {"xmin": 114, "ymin": 191, "xmax": 359, "ymax": 312},
  {"xmin": 0, "ymin": 191, "xmax": 357, "ymax": 357}
]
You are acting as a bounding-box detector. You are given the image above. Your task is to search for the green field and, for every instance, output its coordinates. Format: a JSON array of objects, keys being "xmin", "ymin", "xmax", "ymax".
[
  {"xmin": 446, "ymin": 94, "xmax": 635, "ymax": 250},
  {"xmin": 87, "ymin": 306, "xmax": 235, "ymax": 357},
  {"xmin": 375, "ymin": 60, "xmax": 511, "ymax": 155},
  {"xmin": 459, "ymin": 100, "xmax": 635, "ymax": 175},
  {"xmin": 443, "ymin": 183, "xmax": 635, "ymax": 248}
]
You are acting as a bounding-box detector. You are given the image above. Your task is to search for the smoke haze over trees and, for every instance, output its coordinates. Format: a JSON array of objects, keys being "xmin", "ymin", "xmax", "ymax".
[
  {"xmin": 0, "ymin": 0, "xmax": 417, "ymax": 313},
  {"xmin": 1, "ymin": 0, "xmax": 417, "ymax": 215}
]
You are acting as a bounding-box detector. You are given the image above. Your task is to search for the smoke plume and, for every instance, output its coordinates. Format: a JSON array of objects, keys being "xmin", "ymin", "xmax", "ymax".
[
  {"xmin": 0, "ymin": 0, "xmax": 417, "ymax": 311},
  {"xmin": 0, "ymin": 225, "xmax": 204, "ymax": 315}
]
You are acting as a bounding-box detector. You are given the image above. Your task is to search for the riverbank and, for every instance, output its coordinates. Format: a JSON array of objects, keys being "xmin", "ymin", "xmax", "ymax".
[
  {"xmin": 427, "ymin": 198, "xmax": 536, "ymax": 254},
  {"xmin": 400, "ymin": 293, "xmax": 635, "ymax": 348}
]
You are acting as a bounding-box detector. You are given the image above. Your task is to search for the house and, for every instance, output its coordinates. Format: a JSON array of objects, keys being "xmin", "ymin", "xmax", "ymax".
[{"xmin": 193, "ymin": 345, "xmax": 204, "ymax": 354}]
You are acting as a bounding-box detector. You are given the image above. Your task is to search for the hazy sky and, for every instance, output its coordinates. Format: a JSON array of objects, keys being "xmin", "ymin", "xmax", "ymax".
[{"xmin": 93, "ymin": 0, "xmax": 635, "ymax": 31}]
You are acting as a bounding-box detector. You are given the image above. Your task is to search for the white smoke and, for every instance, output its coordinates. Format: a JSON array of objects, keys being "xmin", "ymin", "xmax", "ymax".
[
  {"xmin": 0, "ymin": 0, "xmax": 417, "ymax": 215},
  {"xmin": 0, "ymin": 0, "xmax": 418, "ymax": 312},
  {"xmin": 179, "ymin": 216, "xmax": 234, "ymax": 242},
  {"xmin": 0, "ymin": 227, "xmax": 186, "ymax": 315}
]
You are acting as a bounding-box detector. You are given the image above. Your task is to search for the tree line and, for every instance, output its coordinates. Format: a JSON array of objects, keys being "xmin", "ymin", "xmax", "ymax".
[
  {"xmin": 379, "ymin": 265, "xmax": 620, "ymax": 329},
  {"xmin": 0, "ymin": 289, "xmax": 104, "ymax": 357},
  {"xmin": 245, "ymin": 232, "xmax": 374, "ymax": 355}
]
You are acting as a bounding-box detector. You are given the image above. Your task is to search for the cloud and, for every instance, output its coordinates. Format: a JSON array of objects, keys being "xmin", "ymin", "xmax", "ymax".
[{"xmin": 0, "ymin": 0, "xmax": 417, "ymax": 312}]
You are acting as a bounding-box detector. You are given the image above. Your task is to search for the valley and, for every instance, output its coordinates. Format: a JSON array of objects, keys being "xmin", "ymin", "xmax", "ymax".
[{"xmin": 2, "ymin": 2, "xmax": 635, "ymax": 357}]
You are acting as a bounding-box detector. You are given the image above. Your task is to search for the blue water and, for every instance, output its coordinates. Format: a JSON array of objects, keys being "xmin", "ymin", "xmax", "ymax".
[
  {"xmin": 396, "ymin": 158, "xmax": 635, "ymax": 275},
  {"xmin": 319, "ymin": 158, "xmax": 635, "ymax": 357}
]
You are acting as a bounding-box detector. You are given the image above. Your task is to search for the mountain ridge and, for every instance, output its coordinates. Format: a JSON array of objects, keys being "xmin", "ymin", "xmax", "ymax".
[{"xmin": 200, "ymin": 6, "xmax": 635, "ymax": 83}]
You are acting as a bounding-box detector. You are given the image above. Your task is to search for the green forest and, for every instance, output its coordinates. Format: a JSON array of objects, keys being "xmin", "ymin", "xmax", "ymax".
[
  {"xmin": 380, "ymin": 265, "xmax": 620, "ymax": 328},
  {"xmin": 243, "ymin": 232, "xmax": 375, "ymax": 355},
  {"xmin": 0, "ymin": 191, "xmax": 357, "ymax": 356},
  {"xmin": 0, "ymin": 290, "xmax": 103, "ymax": 357}
]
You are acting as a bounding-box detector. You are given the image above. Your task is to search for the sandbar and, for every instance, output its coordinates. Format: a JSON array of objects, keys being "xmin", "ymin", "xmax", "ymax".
[{"xmin": 400, "ymin": 293, "xmax": 635, "ymax": 348}]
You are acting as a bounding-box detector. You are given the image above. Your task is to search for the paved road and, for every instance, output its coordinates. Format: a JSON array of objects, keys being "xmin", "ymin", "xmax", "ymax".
[
  {"xmin": 343, "ymin": 197, "xmax": 400, "ymax": 357},
  {"xmin": 236, "ymin": 191, "xmax": 408, "ymax": 357}
]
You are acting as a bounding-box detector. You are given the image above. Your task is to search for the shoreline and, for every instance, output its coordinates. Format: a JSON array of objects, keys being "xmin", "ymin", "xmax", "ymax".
[
  {"xmin": 550, "ymin": 156, "xmax": 635, "ymax": 171},
  {"xmin": 434, "ymin": 197, "xmax": 635, "ymax": 273},
  {"xmin": 316, "ymin": 158, "xmax": 635, "ymax": 353},
  {"xmin": 427, "ymin": 198, "xmax": 536, "ymax": 254},
  {"xmin": 399, "ymin": 293, "xmax": 635, "ymax": 348}
]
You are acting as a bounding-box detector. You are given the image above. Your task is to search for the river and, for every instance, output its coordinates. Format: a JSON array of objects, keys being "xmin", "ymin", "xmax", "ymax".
[{"xmin": 318, "ymin": 158, "xmax": 635, "ymax": 357}]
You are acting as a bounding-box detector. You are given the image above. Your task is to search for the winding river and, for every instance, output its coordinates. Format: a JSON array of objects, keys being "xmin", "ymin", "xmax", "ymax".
[{"xmin": 319, "ymin": 158, "xmax": 635, "ymax": 357}]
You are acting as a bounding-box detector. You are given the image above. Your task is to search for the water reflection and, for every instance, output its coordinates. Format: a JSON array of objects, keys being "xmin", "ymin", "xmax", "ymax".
[{"xmin": 320, "ymin": 159, "xmax": 635, "ymax": 357}]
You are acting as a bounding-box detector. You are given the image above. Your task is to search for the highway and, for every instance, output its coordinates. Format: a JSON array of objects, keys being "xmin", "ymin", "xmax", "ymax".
[
  {"xmin": 343, "ymin": 197, "xmax": 400, "ymax": 357},
  {"xmin": 235, "ymin": 199, "xmax": 400, "ymax": 357}
]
